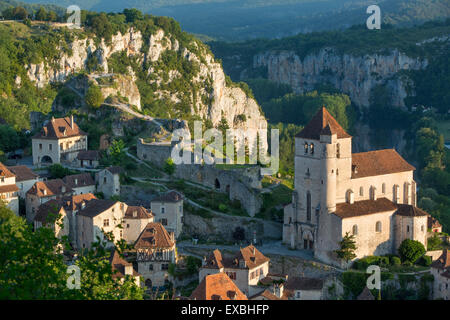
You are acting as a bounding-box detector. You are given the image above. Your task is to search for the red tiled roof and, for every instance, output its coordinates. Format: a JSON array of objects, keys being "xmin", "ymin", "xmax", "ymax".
[
  {"xmin": 203, "ymin": 249, "xmax": 225, "ymax": 269},
  {"xmin": 125, "ymin": 206, "xmax": 154, "ymax": 219},
  {"xmin": 77, "ymin": 199, "xmax": 118, "ymax": 218},
  {"xmin": 109, "ymin": 251, "xmax": 140, "ymax": 279},
  {"xmin": 0, "ymin": 162, "xmax": 15, "ymax": 178},
  {"xmin": 63, "ymin": 173, "xmax": 95, "ymax": 189},
  {"xmin": 34, "ymin": 200, "xmax": 65, "ymax": 223},
  {"xmin": 190, "ymin": 273, "xmax": 248, "ymax": 300},
  {"xmin": 33, "ymin": 116, "xmax": 86, "ymax": 139},
  {"xmin": 61, "ymin": 193, "xmax": 97, "ymax": 211},
  {"xmin": 250, "ymin": 289, "xmax": 285, "ymax": 300},
  {"xmin": 0, "ymin": 184, "xmax": 19, "ymax": 193},
  {"xmin": 27, "ymin": 179, "xmax": 73, "ymax": 198},
  {"xmin": 334, "ymin": 198, "xmax": 397, "ymax": 219},
  {"xmin": 7, "ymin": 166, "xmax": 38, "ymax": 182},
  {"xmin": 296, "ymin": 107, "xmax": 351, "ymax": 140},
  {"xmin": 134, "ymin": 222, "xmax": 175, "ymax": 249},
  {"xmin": 396, "ymin": 204, "xmax": 428, "ymax": 217},
  {"xmin": 351, "ymin": 149, "xmax": 415, "ymax": 179},
  {"xmin": 204, "ymin": 245, "xmax": 270, "ymax": 270}
]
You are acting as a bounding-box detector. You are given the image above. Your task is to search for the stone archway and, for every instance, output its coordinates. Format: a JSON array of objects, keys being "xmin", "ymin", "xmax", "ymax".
[
  {"xmin": 41, "ymin": 155, "xmax": 53, "ymax": 165},
  {"xmin": 302, "ymin": 230, "xmax": 314, "ymax": 250}
]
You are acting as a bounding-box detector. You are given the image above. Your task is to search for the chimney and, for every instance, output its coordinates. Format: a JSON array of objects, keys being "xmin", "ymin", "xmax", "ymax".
[
  {"xmin": 133, "ymin": 210, "xmax": 137, "ymax": 218},
  {"xmin": 170, "ymin": 232, "xmax": 175, "ymax": 243},
  {"xmin": 81, "ymin": 201, "xmax": 86, "ymax": 210},
  {"xmin": 273, "ymin": 283, "xmax": 284, "ymax": 298},
  {"xmin": 70, "ymin": 115, "xmax": 74, "ymax": 129},
  {"xmin": 74, "ymin": 178, "xmax": 78, "ymax": 186},
  {"xmin": 51, "ymin": 116, "xmax": 55, "ymax": 123},
  {"xmin": 253, "ymin": 246, "xmax": 256, "ymax": 255},
  {"xmin": 43, "ymin": 189, "xmax": 47, "ymax": 196}
]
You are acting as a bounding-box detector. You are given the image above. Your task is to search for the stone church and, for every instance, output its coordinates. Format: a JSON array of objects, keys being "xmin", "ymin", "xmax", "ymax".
[{"xmin": 283, "ymin": 107, "xmax": 431, "ymax": 267}]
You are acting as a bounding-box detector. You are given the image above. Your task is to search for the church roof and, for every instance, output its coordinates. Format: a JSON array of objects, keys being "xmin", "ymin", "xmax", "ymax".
[
  {"xmin": 396, "ymin": 204, "xmax": 428, "ymax": 217},
  {"xmin": 351, "ymin": 149, "xmax": 415, "ymax": 179},
  {"xmin": 334, "ymin": 198, "xmax": 398, "ymax": 219},
  {"xmin": 295, "ymin": 107, "xmax": 351, "ymax": 140}
]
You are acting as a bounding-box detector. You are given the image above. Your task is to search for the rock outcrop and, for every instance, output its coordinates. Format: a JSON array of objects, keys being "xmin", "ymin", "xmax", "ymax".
[
  {"xmin": 24, "ymin": 27, "xmax": 268, "ymax": 153},
  {"xmin": 253, "ymin": 48, "xmax": 428, "ymax": 108}
]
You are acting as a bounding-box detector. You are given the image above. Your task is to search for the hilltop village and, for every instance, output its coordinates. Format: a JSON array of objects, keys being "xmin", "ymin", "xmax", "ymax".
[{"xmin": 1, "ymin": 109, "xmax": 449, "ymax": 300}]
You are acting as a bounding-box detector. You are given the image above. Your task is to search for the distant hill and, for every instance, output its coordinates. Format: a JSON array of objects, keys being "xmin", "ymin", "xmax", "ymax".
[
  {"xmin": 0, "ymin": 0, "xmax": 64, "ymax": 16},
  {"xmin": 15, "ymin": 0, "xmax": 450, "ymax": 41}
]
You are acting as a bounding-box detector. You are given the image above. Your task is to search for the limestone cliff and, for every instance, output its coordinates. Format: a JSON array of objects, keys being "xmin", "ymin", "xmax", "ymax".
[
  {"xmin": 24, "ymin": 27, "xmax": 268, "ymax": 151},
  {"xmin": 253, "ymin": 48, "xmax": 428, "ymax": 108}
]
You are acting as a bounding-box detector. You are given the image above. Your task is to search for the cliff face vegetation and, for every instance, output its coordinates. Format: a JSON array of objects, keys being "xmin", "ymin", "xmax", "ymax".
[{"xmin": 0, "ymin": 14, "xmax": 267, "ymax": 146}]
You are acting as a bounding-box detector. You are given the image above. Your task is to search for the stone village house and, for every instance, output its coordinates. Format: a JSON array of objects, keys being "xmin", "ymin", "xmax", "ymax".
[
  {"xmin": 151, "ymin": 190, "xmax": 184, "ymax": 239},
  {"xmin": 32, "ymin": 116, "xmax": 88, "ymax": 167},
  {"xmin": 96, "ymin": 166, "xmax": 123, "ymax": 199},
  {"xmin": 431, "ymin": 250, "xmax": 450, "ymax": 300},
  {"xmin": 283, "ymin": 107, "xmax": 433, "ymax": 267},
  {"xmin": 0, "ymin": 162, "xmax": 19, "ymax": 215},
  {"xmin": 7, "ymin": 165, "xmax": 39, "ymax": 199},
  {"xmin": 110, "ymin": 250, "xmax": 141, "ymax": 287},
  {"xmin": 135, "ymin": 222, "xmax": 177, "ymax": 288},
  {"xmin": 62, "ymin": 173, "xmax": 96, "ymax": 195}
]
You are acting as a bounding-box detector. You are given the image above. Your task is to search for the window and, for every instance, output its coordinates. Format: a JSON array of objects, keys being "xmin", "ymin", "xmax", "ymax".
[
  {"xmin": 421, "ymin": 225, "xmax": 424, "ymax": 232},
  {"xmin": 161, "ymin": 207, "xmax": 165, "ymax": 214},
  {"xmin": 310, "ymin": 143, "xmax": 314, "ymax": 155},
  {"xmin": 382, "ymin": 183, "xmax": 386, "ymax": 194},
  {"xmin": 407, "ymin": 225, "xmax": 410, "ymax": 233},
  {"xmin": 352, "ymin": 225, "xmax": 358, "ymax": 235},
  {"xmin": 296, "ymin": 292, "xmax": 301, "ymax": 298},
  {"xmin": 149, "ymin": 264, "xmax": 153, "ymax": 271},
  {"xmin": 162, "ymin": 264, "xmax": 169, "ymax": 270},
  {"xmin": 161, "ymin": 218, "xmax": 168, "ymax": 226},
  {"xmin": 227, "ymin": 272, "xmax": 236, "ymax": 280},
  {"xmin": 376, "ymin": 221, "xmax": 382, "ymax": 233},
  {"xmin": 306, "ymin": 192, "xmax": 311, "ymax": 222},
  {"xmin": 127, "ymin": 224, "xmax": 130, "ymax": 228},
  {"xmin": 103, "ymin": 177, "xmax": 107, "ymax": 183},
  {"xmin": 336, "ymin": 143, "xmax": 341, "ymax": 158},
  {"xmin": 49, "ymin": 144, "xmax": 52, "ymax": 151},
  {"xmin": 304, "ymin": 142, "xmax": 308, "ymax": 154},
  {"xmin": 39, "ymin": 143, "xmax": 42, "ymax": 150},
  {"xmin": 359, "ymin": 187, "xmax": 364, "ymax": 196},
  {"xmin": 103, "ymin": 219, "xmax": 109, "ymax": 227}
]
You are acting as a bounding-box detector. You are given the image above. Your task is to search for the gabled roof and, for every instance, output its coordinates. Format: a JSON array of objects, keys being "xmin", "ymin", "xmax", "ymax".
[
  {"xmin": 62, "ymin": 173, "xmax": 95, "ymax": 189},
  {"xmin": 0, "ymin": 184, "xmax": 19, "ymax": 193},
  {"xmin": 7, "ymin": 166, "xmax": 38, "ymax": 182},
  {"xmin": 106, "ymin": 166, "xmax": 123, "ymax": 175},
  {"xmin": 334, "ymin": 198, "xmax": 397, "ymax": 219},
  {"xmin": 396, "ymin": 204, "xmax": 428, "ymax": 217},
  {"xmin": 61, "ymin": 193, "xmax": 97, "ymax": 212},
  {"xmin": 152, "ymin": 190, "xmax": 183, "ymax": 203},
  {"xmin": 77, "ymin": 199, "xmax": 118, "ymax": 218},
  {"xmin": 296, "ymin": 107, "xmax": 351, "ymax": 140},
  {"xmin": 357, "ymin": 286, "xmax": 375, "ymax": 300},
  {"xmin": 249, "ymin": 289, "xmax": 285, "ymax": 300},
  {"xmin": 203, "ymin": 249, "xmax": 225, "ymax": 269},
  {"xmin": 190, "ymin": 273, "xmax": 248, "ymax": 300},
  {"xmin": 236, "ymin": 244, "xmax": 270, "ymax": 269},
  {"xmin": 33, "ymin": 116, "xmax": 86, "ymax": 140},
  {"xmin": 125, "ymin": 206, "xmax": 154, "ymax": 219},
  {"xmin": 0, "ymin": 162, "xmax": 15, "ymax": 178},
  {"xmin": 203, "ymin": 245, "xmax": 270, "ymax": 270},
  {"xmin": 27, "ymin": 179, "xmax": 73, "ymax": 198},
  {"xmin": 134, "ymin": 222, "xmax": 175, "ymax": 249},
  {"xmin": 109, "ymin": 251, "xmax": 140, "ymax": 280},
  {"xmin": 351, "ymin": 149, "xmax": 415, "ymax": 179},
  {"xmin": 431, "ymin": 250, "xmax": 450, "ymax": 270},
  {"xmin": 34, "ymin": 200, "xmax": 65, "ymax": 223},
  {"xmin": 76, "ymin": 150, "xmax": 100, "ymax": 161}
]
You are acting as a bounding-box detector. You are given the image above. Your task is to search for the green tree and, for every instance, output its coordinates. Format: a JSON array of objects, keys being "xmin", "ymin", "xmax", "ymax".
[
  {"xmin": 123, "ymin": 8, "xmax": 143, "ymax": 23},
  {"xmin": 398, "ymin": 239, "xmax": 426, "ymax": 263},
  {"xmin": 85, "ymin": 84, "xmax": 104, "ymax": 109},
  {"xmin": 35, "ymin": 7, "xmax": 47, "ymax": 21},
  {"xmin": 108, "ymin": 139, "xmax": 126, "ymax": 165},
  {"xmin": 12, "ymin": 6, "xmax": 28, "ymax": 20},
  {"xmin": 0, "ymin": 125, "xmax": 20, "ymax": 153},
  {"xmin": 48, "ymin": 163, "xmax": 73, "ymax": 179},
  {"xmin": 163, "ymin": 158, "xmax": 175, "ymax": 175},
  {"xmin": 335, "ymin": 232, "xmax": 357, "ymax": 264}
]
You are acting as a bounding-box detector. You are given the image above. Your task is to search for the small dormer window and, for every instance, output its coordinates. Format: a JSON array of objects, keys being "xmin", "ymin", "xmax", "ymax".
[{"xmin": 310, "ymin": 143, "xmax": 314, "ymax": 155}]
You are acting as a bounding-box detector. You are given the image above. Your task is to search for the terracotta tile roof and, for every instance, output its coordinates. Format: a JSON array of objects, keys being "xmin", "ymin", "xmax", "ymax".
[
  {"xmin": 190, "ymin": 273, "xmax": 248, "ymax": 300},
  {"xmin": 427, "ymin": 215, "xmax": 442, "ymax": 230},
  {"xmin": 396, "ymin": 204, "xmax": 428, "ymax": 217},
  {"xmin": 250, "ymin": 289, "xmax": 285, "ymax": 300},
  {"xmin": 351, "ymin": 149, "xmax": 415, "ymax": 179},
  {"xmin": 334, "ymin": 198, "xmax": 397, "ymax": 219},
  {"xmin": 152, "ymin": 190, "xmax": 183, "ymax": 203},
  {"xmin": 125, "ymin": 206, "xmax": 154, "ymax": 219},
  {"xmin": 109, "ymin": 251, "xmax": 140, "ymax": 279},
  {"xmin": 62, "ymin": 173, "xmax": 95, "ymax": 189},
  {"xmin": 203, "ymin": 249, "xmax": 225, "ymax": 269},
  {"xmin": 77, "ymin": 199, "xmax": 118, "ymax": 218},
  {"xmin": 7, "ymin": 166, "xmax": 38, "ymax": 182},
  {"xmin": 27, "ymin": 179, "xmax": 73, "ymax": 198},
  {"xmin": 357, "ymin": 287, "xmax": 375, "ymax": 300},
  {"xmin": 33, "ymin": 116, "xmax": 86, "ymax": 140},
  {"xmin": 296, "ymin": 107, "xmax": 351, "ymax": 140},
  {"xmin": 0, "ymin": 184, "xmax": 19, "ymax": 193},
  {"xmin": 0, "ymin": 162, "xmax": 15, "ymax": 178},
  {"xmin": 34, "ymin": 200, "xmax": 65, "ymax": 223},
  {"xmin": 76, "ymin": 150, "xmax": 100, "ymax": 161},
  {"xmin": 61, "ymin": 193, "xmax": 97, "ymax": 211},
  {"xmin": 134, "ymin": 222, "xmax": 175, "ymax": 249},
  {"xmin": 235, "ymin": 245, "xmax": 270, "ymax": 269},
  {"xmin": 284, "ymin": 277, "xmax": 324, "ymax": 291},
  {"xmin": 431, "ymin": 250, "xmax": 450, "ymax": 270},
  {"xmin": 107, "ymin": 166, "xmax": 123, "ymax": 175}
]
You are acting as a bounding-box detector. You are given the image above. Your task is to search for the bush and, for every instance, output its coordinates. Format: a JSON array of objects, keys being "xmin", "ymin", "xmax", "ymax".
[
  {"xmin": 390, "ymin": 256, "xmax": 402, "ymax": 266},
  {"xmin": 218, "ymin": 204, "xmax": 228, "ymax": 212},
  {"xmin": 85, "ymin": 84, "xmax": 104, "ymax": 108},
  {"xmin": 163, "ymin": 158, "xmax": 175, "ymax": 175},
  {"xmin": 398, "ymin": 239, "xmax": 426, "ymax": 263},
  {"xmin": 418, "ymin": 255, "xmax": 432, "ymax": 267}
]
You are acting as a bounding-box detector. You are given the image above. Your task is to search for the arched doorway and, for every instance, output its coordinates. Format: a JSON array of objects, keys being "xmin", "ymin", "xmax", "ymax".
[
  {"xmin": 303, "ymin": 231, "xmax": 314, "ymax": 250},
  {"xmin": 41, "ymin": 155, "xmax": 53, "ymax": 165},
  {"xmin": 215, "ymin": 178, "xmax": 221, "ymax": 189},
  {"xmin": 145, "ymin": 279, "xmax": 152, "ymax": 290}
]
